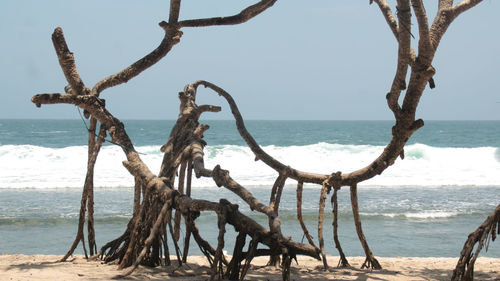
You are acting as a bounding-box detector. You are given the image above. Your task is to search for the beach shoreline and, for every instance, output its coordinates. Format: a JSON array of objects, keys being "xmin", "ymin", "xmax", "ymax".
[{"xmin": 1, "ymin": 254, "xmax": 499, "ymax": 281}]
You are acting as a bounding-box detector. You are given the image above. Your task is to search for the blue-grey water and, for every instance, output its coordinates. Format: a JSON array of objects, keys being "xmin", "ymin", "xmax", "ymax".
[{"xmin": 0, "ymin": 119, "xmax": 499, "ymax": 258}]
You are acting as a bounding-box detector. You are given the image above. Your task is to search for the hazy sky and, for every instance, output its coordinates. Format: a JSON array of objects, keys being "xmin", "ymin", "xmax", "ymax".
[{"xmin": 1, "ymin": 1, "xmax": 499, "ymax": 120}]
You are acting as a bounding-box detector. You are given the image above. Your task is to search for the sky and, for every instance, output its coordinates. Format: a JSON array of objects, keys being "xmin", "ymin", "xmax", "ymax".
[{"xmin": 0, "ymin": 0, "xmax": 499, "ymax": 120}]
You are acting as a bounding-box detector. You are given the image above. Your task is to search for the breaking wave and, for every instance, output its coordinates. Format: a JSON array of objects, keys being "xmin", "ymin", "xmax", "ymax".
[{"xmin": 1, "ymin": 143, "xmax": 499, "ymax": 188}]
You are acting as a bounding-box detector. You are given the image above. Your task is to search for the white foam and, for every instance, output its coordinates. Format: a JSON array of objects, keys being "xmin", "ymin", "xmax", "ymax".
[
  {"xmin": 1, "ymin": 143, "xmax": 499, "ymax": 188},
  {"xmin": 360, "ymin": 211, "xmax": 460, "ymax": 219},
  {"xmin": 404, "ymin": 211, "xmax": 460, "ymax": 219},
  {"xmin": 0, "ymin": 145, "xmax": 163, "ymax": 188}
]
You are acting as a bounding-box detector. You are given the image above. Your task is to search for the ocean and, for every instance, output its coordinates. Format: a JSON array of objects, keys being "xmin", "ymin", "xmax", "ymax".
[{"xmin": 0, "ymin": 119, "xmax": 499, "ymax": 258}]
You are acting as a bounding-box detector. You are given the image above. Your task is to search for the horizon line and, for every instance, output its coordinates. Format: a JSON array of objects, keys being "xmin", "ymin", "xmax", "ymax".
[{"xmin": 1, "ymin": 118, "xmax": 500, "ymax": 122}]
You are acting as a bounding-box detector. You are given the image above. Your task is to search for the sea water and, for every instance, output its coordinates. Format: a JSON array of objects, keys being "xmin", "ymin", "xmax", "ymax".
[{"xmin": 0, "ymin": 120, "xmax": 499, "ymax": 258}]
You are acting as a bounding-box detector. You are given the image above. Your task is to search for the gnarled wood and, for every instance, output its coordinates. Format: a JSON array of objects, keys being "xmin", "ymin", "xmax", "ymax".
[
  {"xmin": 332, "ymin": 188, "xmax": 349, "ymax": 267},
  {"xmin": 452, "ymin": 204, "xmax": 500, "ymax": 281},
  {"xmin": 91, "ymin": 26, "xmax": 182, "ymax": 97},
  {"xmin": 51, "ymin": 27, "xmax": 89, "ymax": 96},
  {"xmin": 296, "ymin": 181, "xmax": 317, "ymax": 248},
  {"xmin": 31, "ymin": 1, "xmax": 491, "ymax": 280},
  {"xmin": 318, "ymin": 183, "xmax": 330, "ymax": 269},
  {"xmin": 350, "ymin": 184, "xmax": 381, "ymax": 270},
  {"xmin": 60, "ymin": 119, "xmax": 104, "ymax": 261},
  {"xmin": 172, "ymin": 0, "xmax": 277, "ymax": 28}
]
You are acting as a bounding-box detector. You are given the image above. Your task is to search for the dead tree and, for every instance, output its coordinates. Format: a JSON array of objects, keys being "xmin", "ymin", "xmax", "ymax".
[
  {"xmin": 31, "ymin": 0, "xmax": 491, "ymax": 280},
  {"xmin": 45, "ymin": 0, "xmax": 278, "ymax": 266},
  {"xmin": 451, "ymin": 204, "xmax": 500, "ymax": 281}
]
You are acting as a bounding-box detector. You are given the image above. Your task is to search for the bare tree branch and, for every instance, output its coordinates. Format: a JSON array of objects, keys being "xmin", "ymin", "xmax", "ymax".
[
  {"xmin": 438, "ymin": 0, "xmax": 454, "ymax": 10},
  {"xmin": 32, "ymin": 2, "xmax": 493, "ymax": 279},
  {"xmin": 453, "ymin": 0, "xmax": 484, "ymax": 16},
  {"xmin": 296, "ymin": 181, "xmax": 317, "ymax": 248},
  {"xmin": 51, "ymin": 27, "xmax": 89, "ymax": 96},
  {"xmin": 372, "ymin": 0, "xmax": 399, "ymax": 39},
  {"xmin": 384, "ymin": 0, "xmax": 412, "ymax": 118},
  {"xmin": 90, "ymin": 26, "xmax": 182, "ymax": 96},
  {"xmin": 452, "ymin": 204, "xmax": 500, "ymax": 281},
  {"xmin": 169, "ymin": 0, "xmax": 181, "ymax": 24},
  {"xmin": 411, "ymin": 0, "xmax": 432, "ymax": 56},
  {"xmin": 372, "ymin": 0, "xmax": 417, "ymax": 77},
  {"xmin": 194, "ymin": 80, "xmax": 327, "ymax": 184},
  {"xmin": 171, "ymin": 0, "xmax": 277, "ymax": 28},
  {"xmin": 396, "ymin": 0, "xmax": 412, "ymax": 61},
  {"xmin": 32, "ymin": 85, "xmax": 321, "ymax": 276},
  {"xmin": 430, "ymin": 0, "xmax": 483, "ymax": 52},
  {"xmin": 194, "ymin": 76, "xmax": 423, "ymax": 188},
  {"xmin": 89, "ymin": 1, "xmax": 277, "ymax": 98}
]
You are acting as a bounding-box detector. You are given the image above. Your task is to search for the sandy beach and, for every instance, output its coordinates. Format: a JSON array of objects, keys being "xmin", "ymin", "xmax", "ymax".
[{"xmin": 1, "ymin": 254, "xmax": 499, "ymax": 281}]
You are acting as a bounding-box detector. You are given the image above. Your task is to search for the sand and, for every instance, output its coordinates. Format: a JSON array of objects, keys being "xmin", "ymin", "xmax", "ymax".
[{"xmin": 0, "ymin": 254, "xmax": 498, "ymax": 281}]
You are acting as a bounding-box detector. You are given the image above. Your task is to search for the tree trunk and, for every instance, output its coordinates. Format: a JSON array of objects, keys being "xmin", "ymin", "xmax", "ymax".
[
  {"xmin": 31, "ymin": 1, "xmax": 491, "ymax": 279},
  {"xmin": 318, "ymin": 183, "xmax": 330, "ymax": 269},
  {"xmin": 350, "ymin": 184, "xmax": 381, "ymax": 269},
  {"xmin": 332, "ymin": 188, "xmax": 349, "ymax": 267},
  {"xmin": 452, "ymin": 204, "xmax": 500, "ymax": 281}
]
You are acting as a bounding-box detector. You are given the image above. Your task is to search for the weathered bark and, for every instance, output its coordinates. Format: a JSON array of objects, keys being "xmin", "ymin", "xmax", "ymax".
[
  {"xmin": 226, "ymin": 232, "xmax": 247, "ymax": 280},
  {"xmin": 452, "ymin": 204, "xmax": 500, "ymax": 281},
  {"xmin": 240, "ymin": 236, "xmax": 259, "ymax": 281},
  {"xmin": 350, "ymin": 184, "xmax": 381, "ymax": 270},
  {"xmin": 32, "ymin": 80, "xmax": 320, "ymax": 279},
  {"xmin": 332, "ymin": 188, "xmax": 349, "ymax": 267},
  {"xmin": 168, "ymin": 0, "xmax": 181, "ymax": 24},
  {"xmin": 87, "ymin": 122, "xmax": 105, "ymax": 256},
  {"xmin": 50, "ymin": 29, "xmax": 98, "ymax": 262},
  {"xmin": 170, "ymin": 0, "xmax": 277, "ymax": 28},
  {"xmin": 317, "ymin": 183, "xmax": 330, "ymax": 269},
  {"xmin": 267, "ymin": 173, "xmax": 287, "ymax": 266},
  {"xmin": 281, "ymin": 247, "xmax": 292, "ymax": 281},
  {"xmin": 173, "ymin": 161, "xmax": 187, "ymax": 242},
  {"xmin": 32, "ymin": 1, "xmax": 490, "ymax": 280},
  {"xmin": 117, "ymin": 196, "xmax": 174, "ymax": 278},
  {"xmin": 211, "ymin": 201, "xmax": 228, "ymax": 281},
  {"xmin": 51, "ymin": 27, "xmax": 89, "ymax": 97},
  {"xmin": 296, "ymin": 181, "xmax": 317, "ymax": 248},
  {"xmin": 181, "ymin": 162, "xmax": 193, "ymax": 263},
  {"xmin": 60, "ymin": 119, "xmax": 105, "ymax": 261},
  {"xmin": 90, "ymin": 26, "xmax": 182, "ymax": 97}
]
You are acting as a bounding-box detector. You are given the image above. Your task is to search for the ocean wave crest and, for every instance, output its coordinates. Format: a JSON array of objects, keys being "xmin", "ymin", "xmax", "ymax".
[
  {"xmin": 359, "ymin": 211, "xmax": 461, "ymax": 219},
  {"xmin": 0, "ymin": 143, "xmax": 499, "ymax": 188}
]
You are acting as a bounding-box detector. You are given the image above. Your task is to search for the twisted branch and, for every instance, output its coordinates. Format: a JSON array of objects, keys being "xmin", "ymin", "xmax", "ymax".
[
  {"xmin": 90, "ymin": 26, "xmax": 183, "ymax": 97},
  {"xmin": 296, "ymin": 181, "xmax": 317, "ymax": 248},
  {"xmin": 171, "ymin": 0, "xmax": 277, "ymax": 28},
  {"xmin": 452, "ymin": 204, "xmax": 500, "ymax": 281},
  {"xmin": 168, "ymin": 0, "xmax": 181, "ymax": 24},
  {"xmin": 411, "ymin": 0, "xmax": 431, "ymax": 56},
  {"xmin": 32, "ymin": 2, "xmax": 492, "ymax": 279},
  {"xmin": 51, "ymin": 27, "xmax": 89, "ymax": 96}
]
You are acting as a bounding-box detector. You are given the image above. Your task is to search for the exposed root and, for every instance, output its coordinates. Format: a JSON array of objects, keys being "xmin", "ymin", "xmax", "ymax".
[
  {"xmin": 318, "ymin": 183, "xmax": 330, "ymax": 270},
  {"xmin": 61, "ymin": 119, "xmax": 104, "ymax": 261},
  {"xmin": 34, "ymin": 0, "xmax": 490, "ymax": 275},
  {"xmin": 331, "ymin": 188, "xmax": 349, "ymax": 267},
  {"xmin": 350, "ymin": 184, "xmax": 381, "ymax": 270},
  {"xmin": 297, "ymin": 181, "xmax": 317, "ymax": 248},
  {"xmin": 361, "ymin": 256, "xmax": 382, "ymax": 270},
  {"xmin": 452, "ymin": 204, "xmax": 500, "ymax": 281}
]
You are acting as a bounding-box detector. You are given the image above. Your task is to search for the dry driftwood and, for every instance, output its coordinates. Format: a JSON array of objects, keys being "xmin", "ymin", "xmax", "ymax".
[
  {"xmin": 31, "ymin": 1, "xmax": 493, "ymax": 280},
  {"xmin": 451, "ymin": 204, "xmax": 500, "ymax": 281}
]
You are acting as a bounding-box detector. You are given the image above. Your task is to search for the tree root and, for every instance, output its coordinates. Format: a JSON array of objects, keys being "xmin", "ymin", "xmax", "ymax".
[
  {"xmin": 31, "ymin": 0, "xmax": 495, "ymax": 278},
  {"xmin": 452, "ymin": 204, "xmax": 500, "ymax": 281},
  {"xmin": 296, "ymin": 181, "xmax": 317, "ymax": 248},
  {"xmin": 61, "ymin": 119, "xmax": 104, "ymax": 261},
  {"xmin": 332, "ymin": 188, "xmax": 349, "ymax": 267},
  {"xmin": 317, "ymin": 183, "xmax": 330, "ymax": 270},
  {"xmin": 350, "ymin": 184, "xmax": 381, "ymax": 270}
]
